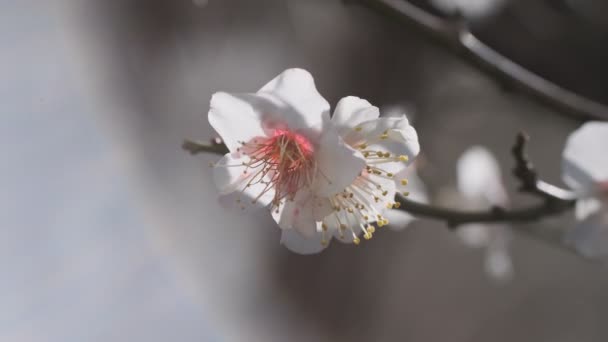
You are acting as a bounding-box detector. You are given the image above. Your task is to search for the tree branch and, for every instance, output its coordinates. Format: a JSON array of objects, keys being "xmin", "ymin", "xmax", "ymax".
[
  {"xmin": 395, "ymin": 132, "xmax": 576, "ymax": 227},
  {"xmin": 354, "ymin": 0, "xmax": 608, "ymax": 121},
  {"xmin": 182, "ymin": 138, "xmax": 229, "ymax": 155},
  {"xmin": 183, "ymin": 132, "xmax": 577, "ymax": 228}
]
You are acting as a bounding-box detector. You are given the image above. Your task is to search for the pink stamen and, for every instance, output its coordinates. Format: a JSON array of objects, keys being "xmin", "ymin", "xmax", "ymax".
[{"xmin": 241, "ymin": 129, "xmax": 315, "ymax": 206}]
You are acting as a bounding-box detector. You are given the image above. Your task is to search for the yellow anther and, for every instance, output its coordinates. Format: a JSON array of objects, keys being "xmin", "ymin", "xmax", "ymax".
[
  {"xmin": 364, "ymin": 232, "xmax": 372, "ymax": 240},
  {"xmin": 367, "ymin": 226, "xmax": 376, "ymax": 233},
  {"xmin": 382, "ymin": 190, "xmax": 389, "ymax": 196},
  {"xmin": 398, "ymin": 155, "xmax": 409, "ymax": 162},
  {"xmin": 358, "ymin": 143, "xmax": 368, "ymax": 149},
  {"xmin": 402, "ymin": 191, "xmax": 410, "ymax": 196},
  {"xmin": 383, "ymin": 152, "xmax": 391, "ymax": 158},
  {"xmin": 374, "ymin": 196, "xmax": 380, "ymax": 202},
  {"xmin": 364, "ymin": 152, "xmax": 370, "ymax": 158},
  {"xmin": 347, "ymin": 208, "xmax": 354, "ymax": 213},
  {"xmin": 355, "ymin": 126, "xmax": 362, "ymax": 132},
  {"xmin": 393, "ymin": 202, "xmax": 401, "ymax": 209},
  {"xmin": 376, "ymin": 151, "xmax": 384, "ymax": 157},
  {"xmin": 363, "ymin": 215, "xmax": 369, "ymax": 221},
  {"xmin": 386, "ymin": 202, "xmax": 394, "ymax": 209},
  {"xmin": 377, "ymin": 220, "xmax": 384, "ymax": 227},
  {"xmin": 380, "ymin": 134, "xmax": 389, "ymax": 140},
  {"xmin": 401, "ymin": 179, "xmax": 408, "ymax": 186},
  {"xmin": 383, "ymin": 219, "xmax": 389, "ymax": 225},
  {"xmin": 387, "ymin": 173, "xmax": 394, "ymax": 177},
  {"xmin": 322, "ymin": 223, "xmax": 328, "ymax": 231},
  {"xmin": 321, "ymin": 239, "xmax": 328, "ymax": 246},
  {"xmin": 353, "ymin": 237, "xmax": 361, "ymax": 245},
  {"xmin": 373, "ymin": 170, "xmax": 382, "ymax": 175}
]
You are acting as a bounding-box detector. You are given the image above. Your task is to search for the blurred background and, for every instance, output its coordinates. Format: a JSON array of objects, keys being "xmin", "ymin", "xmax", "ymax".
[{"xmin": 2, "ymin": 0, "xmax": 608, "ymax": 341}]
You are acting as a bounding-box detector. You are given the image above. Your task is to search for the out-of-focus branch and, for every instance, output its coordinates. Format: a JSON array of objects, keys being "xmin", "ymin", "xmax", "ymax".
[
  {"xmin": 355, "ymin": 0, "xmax": 608, "ymax": 121},
  {"xmin": 182, "ymin": 138, "xmax": 229, "ymax": 155},
  {"xmin": 183, "ymin": 133, "xmax": 577, "ymax": 228},
  {"xmin": 395, "ymin": 132, "xmax": 576, "ymax": 227}
]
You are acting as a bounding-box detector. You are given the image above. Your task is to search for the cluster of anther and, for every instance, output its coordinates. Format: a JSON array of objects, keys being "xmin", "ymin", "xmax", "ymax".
[
  {"xmin": 318, "ymin": 127, "xmax": 412, "ymax": 246},
  {"xmin": 237, "ymin": 129, "xmax": 316, "ymax": 208}
]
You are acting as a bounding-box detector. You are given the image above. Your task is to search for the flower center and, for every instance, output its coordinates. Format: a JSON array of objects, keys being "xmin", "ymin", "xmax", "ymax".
[{"xmin": 239, "ymin": 129, "xmax": 315, "ymax": 207}]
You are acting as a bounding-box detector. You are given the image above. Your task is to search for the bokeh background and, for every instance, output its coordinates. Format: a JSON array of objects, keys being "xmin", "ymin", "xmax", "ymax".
[{"xmin": 3, "ymin": 0, "xmax": 608, "ymax": 341}]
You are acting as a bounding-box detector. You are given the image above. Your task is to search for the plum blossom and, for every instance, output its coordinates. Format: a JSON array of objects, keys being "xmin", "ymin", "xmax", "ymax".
[
  {"xmin": 208, "ymin": 69, "xmax": 419, "ymax": 254},
  {"xmin": 277, "ymin": 97, "xmax": 420, "ymax": 254},
  {"xmin": 456, "ymin": 146, "xmax": 514, "ymax": 281},
  {"xmin": 562, "ymin": 122, "xmax": 608, "ymax": 261}
]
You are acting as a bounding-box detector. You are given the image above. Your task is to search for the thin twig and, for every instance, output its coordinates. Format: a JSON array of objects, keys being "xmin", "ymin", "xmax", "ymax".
[
  {"xmin": 355, "ymin": 0, "xmax": 608, "ymax": 121},
  {"xmin": 183, "ymin": 133, "xmax": 577, "ymax": 228},
  {"xmin": 182, "ymin": 138, "xmax": 229, "ymax": 155},
  {"xmin": 395, "ymin": 132, "xmax": 576, "ymax": 227}
]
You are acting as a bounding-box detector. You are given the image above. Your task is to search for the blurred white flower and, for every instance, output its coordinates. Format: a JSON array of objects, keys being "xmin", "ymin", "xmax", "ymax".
[
  {"xmin": 562, "ymin": 122, "xmax": 608, "ymax": 260},
  {"xmin": 430, "ymin": 0, "xmax": 506, "ymax": 20},
  {"xmin": 280, "ymin": 98, "xmax": 420, "ymax": 254},
  {"xmin": 209, "ymin": 69, "xmax": 420, "ymax": 254},
  {"xmin": 456, "ymin": 146, "xmax": 514, "ymax": 281}
]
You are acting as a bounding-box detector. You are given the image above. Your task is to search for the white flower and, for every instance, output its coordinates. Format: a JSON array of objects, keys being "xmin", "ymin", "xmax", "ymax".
[
  {"xmin": 562, "ymin": 122, "xmax": 608, "ymax": 260},
  {"xmin": 278, "ymin": 97, "xmax": 420, "ymax": 254},
  {"xmin": 209, "ymin": 69, "xmax": 366, "ymax": 240},
  {"xmin": 456, "ymin": 146, "xmax": 513, "ymax": 281},
  {"xmin": 209, "ymin": 70, "xmax": 419, "ymax": 254}
]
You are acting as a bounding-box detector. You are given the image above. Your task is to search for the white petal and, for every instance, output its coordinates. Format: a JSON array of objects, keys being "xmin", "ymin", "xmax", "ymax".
[
  {"xmin": 331, "ymin": 96, "xmax": 379, "ymax": 134},
  {"xmin": 383, "ymin": 210, "xmax": 415, "ymax": 230},
  {"xmin": 484, "ymin": 247, "xmax": 514, "ymax": 281},
  {"xmin": 280, "ymin": 227, "xmax": 328, "ymax": 255},
  {"xmin": 313, "ymin": 127, "xmax": 366, "ymax": 197},
  {"xmin": 345, "ymin": 116, "xmax": 420, "ymax": 174},
  {"xmin": 562, "ymin": 122, "xmax": 608, "ymax": 192},
  {"xmin": 272, "ymin": 191, "xmax": 332, "ymax": 237},
  {"xmin": 458, "ymin": 224, "xmax": 491, "ymax": 248},
  {"xmin": 457, "ymin": 146, "xmax": 508, "ymax": 206},
  {"xmin": 208, "ymin": 92, "xmax": 268, "ymax": 153},
  {"xmin": 575, "ymin": 197, "xmax": 604, "ymax": 221},
  {"xmin": 565, "ymin": 209, "xmax": 608, "ymax": 260},
  {"xmin": 257, "ymin": 68, "xmax": 330, "ymax": 131},
  {"xmin": 212, "ymin": 153, "xmax": 275, "ymax": 207}
]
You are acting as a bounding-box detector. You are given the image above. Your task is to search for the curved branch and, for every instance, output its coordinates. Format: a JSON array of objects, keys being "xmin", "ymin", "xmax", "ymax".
[
  {"xmin": 395, "ymin": 195, "xmax": 570, "ymax": 228},
  {"xmin": 355, "ymin": 0, "xmax": 608, "ymax": 121}
]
